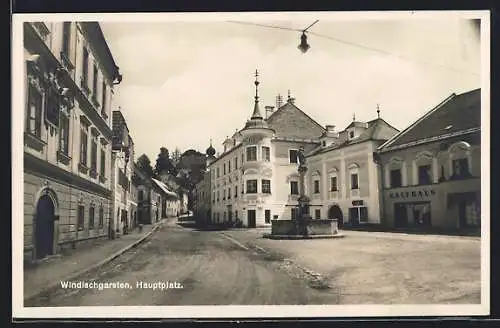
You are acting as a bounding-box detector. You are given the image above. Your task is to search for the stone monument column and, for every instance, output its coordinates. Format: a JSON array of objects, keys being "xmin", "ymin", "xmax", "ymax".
[{"xmin": 296, "ymin": 147, "xmax": 311, "ymax": 237}]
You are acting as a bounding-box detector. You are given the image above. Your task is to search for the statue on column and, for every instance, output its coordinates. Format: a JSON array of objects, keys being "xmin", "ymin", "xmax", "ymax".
[{"xmin": 296, "ymin": 146, "xmax": 310, "ymax": 237}]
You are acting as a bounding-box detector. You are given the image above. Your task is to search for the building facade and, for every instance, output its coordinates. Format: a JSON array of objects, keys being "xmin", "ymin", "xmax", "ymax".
[
  {"xmin": 208, "ymin": 72, "xmax": 326, "ymax": 227},
  {"xmin": 23, "ymin": 21, "xmax": 122, "ymax": 262},
  {"xmin": 377, "ymin": 88, "xmax": 481, "ymax": 232},
  {"xmin": 111, "ymin": 110, "xmax": 134, "ymax": 236},
  {"xmin": 305, "ymin": 114, "xmax": 399, "ymax": 226},
  {"xmin": 193, "ymin": 148, "xmax": 215, "ymax": 225}
]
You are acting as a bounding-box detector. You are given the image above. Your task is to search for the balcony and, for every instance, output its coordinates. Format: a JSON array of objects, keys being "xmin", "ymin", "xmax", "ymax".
[
  {"xmin": 57, "ymin": 150, "xmax": 71, "ymax": 165},
  {"xmin": 78, "ymin": 162, "xmax": 89, "ymax": 174},
  {"xmin": 24, "ymin": 132, "xmax": 46, "ymax": 152}
]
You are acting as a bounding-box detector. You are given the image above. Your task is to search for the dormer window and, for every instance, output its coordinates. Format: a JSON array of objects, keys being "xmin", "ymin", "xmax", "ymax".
[
  {"xmin": 322, "ymin": 140, "xmax": 326, "ymax": 147},
  {"xmin": 349, "ymin": 131, "xmax": 355, "ymax": 139}
]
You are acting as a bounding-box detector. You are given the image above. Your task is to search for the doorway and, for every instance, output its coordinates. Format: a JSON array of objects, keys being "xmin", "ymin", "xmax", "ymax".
[
  {"xmin": 247, "ymin": 209, "xmax": 256, "ymax": 228},
  {"xmin": 328, "ymin": 205, "xmax": 344, "ymax": 228},
  {"xmin": 35, "ymin": 195, "xmax": 55, "ymax": 259},
  {"xmin": 394, "ymin": 203, "xmax": 408, "ymax": 228}
]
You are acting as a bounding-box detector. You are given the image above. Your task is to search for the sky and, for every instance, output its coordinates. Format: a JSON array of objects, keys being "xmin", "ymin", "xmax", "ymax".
[{"xmin": 99, "ymin": 13, "xmax": 481, "ymax": 162}]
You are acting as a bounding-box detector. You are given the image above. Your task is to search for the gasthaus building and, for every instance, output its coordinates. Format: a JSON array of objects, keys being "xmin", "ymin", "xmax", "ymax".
[{"xmin": 376, "ymin": 88, "xmax": 481, "ymax": 232}]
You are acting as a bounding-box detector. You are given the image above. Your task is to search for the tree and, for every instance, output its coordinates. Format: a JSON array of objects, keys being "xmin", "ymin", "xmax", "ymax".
[
  {"xmin": 171, "ymin": 147, "xmax": 182, "ymax": 166},
  {"xmin": 155, "ymin": 147, "xmax": 176, "ymax": 176},
  {"xmin": 136, "ymin": 154, "xmax": 154, "ymax": 178}
]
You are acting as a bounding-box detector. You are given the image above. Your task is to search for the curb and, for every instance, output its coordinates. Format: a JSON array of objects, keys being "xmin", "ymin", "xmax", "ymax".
[{"xmin": 24, "ymin": 222, "xmax": 163, "ymax": 302}]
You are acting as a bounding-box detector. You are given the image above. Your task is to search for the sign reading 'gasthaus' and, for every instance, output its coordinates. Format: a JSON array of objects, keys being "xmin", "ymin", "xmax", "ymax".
[{"xmin": 389, "ymin": 189, "xmax": 437, "ymax": 199}]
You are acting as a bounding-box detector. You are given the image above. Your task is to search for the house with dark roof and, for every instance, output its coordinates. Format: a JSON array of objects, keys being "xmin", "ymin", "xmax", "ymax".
[
  {"xmin": 304, "ymin": 110, "xmax": 399, "ymax": 227},
  {"xmin": 377, "ymin": 88, "xmax": 481, "ymax": 232}
]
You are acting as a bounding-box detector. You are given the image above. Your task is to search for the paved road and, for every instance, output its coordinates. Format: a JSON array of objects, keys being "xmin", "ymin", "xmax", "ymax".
[{"xmin": 26, "ymin": 223, "xmax": 338, "ymax": 306}]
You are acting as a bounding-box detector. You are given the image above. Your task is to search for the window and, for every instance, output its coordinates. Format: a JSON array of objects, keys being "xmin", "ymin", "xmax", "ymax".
[
  {"xmin": 290, "ymin": 181, "xmax": 299, "ymax": 195},
  {"xmin": 217, "ymin": 191, "xmax": 220, "ymax": 201},
  {"xmin": 262, "ymin": 179, "xmax": 271, "ymax": 194},
  {"xmin": 212, "ymin": 192, "xmax": 215, "ymax": 203},
  {"xmin": 291, "ymin": 208, "xmax": 299, "ymax": 220},
  {"xmin": 228, "ymin": 187, "xmax": 231, "ymax": 199},
  {"xmin": 62, "ymin": 22, "xmax": 71, "ymax": 57},
  {"xmin": 452, "ymin": 158, "xmax": 471, "ymax": 179},
  {"xmin": 223, "ymin": 189, "xmax": 226, "ymax": 200},
  {"xmin": 100, "ymin": 148, "xmax": 106, "ymax": 177},
  {"xmin": 241, "ymin": 183, "xmax": 244, "ymax": 194},
  {"xmin": 235, "ymin": 185, "xmax": 238, "ymax": 197},
  {"xmin": 289, "ymin": 149, "xmax": 298, "ymax": 163},
  {"xmin": 80, "ymin": 124, "xmax": 88, "ymax": 165},
  {"xmin": 349, "ymin": 131, "xmax": 354, "ymax": 138},
  {"xmin": 26, "ymin": 84, "xmax": 43, "ymax": 137},
  {"xmin": 418, "ymin": 164, "xmax": 432, "ymax": 185},
  {"xmin": 390, "ymin": 169, "xmax": 402, "ymax": 188},
  {"xmin": 359, "ymin": 207, "xmax": 368, "ymax": 223},
  {"xmin": 45, "ymin": 86, "xmax": 60, "ymax": 127},
  {"xmin": 315, "ymin": 209, "xmax": 321, "ymax": 220},
  {"xmin": 223, "ymin": 163, "xmax": 226, "ymax": 175},
  {"xmin": 99, "ymin": 206, "xmax": 104, "ymax": 228},
  {"xmin": 92, "ymin": 64, "xmax": 98, "ymax": 97},
  {"xmin": 91, "ymin": 138, "xmax": 98, "ymax": 171},
  {"xmin": 351, "ymin": 173, "xmax": 359, "ymax": 190},
  {"xmin": 246, "ymin": 179, "xmax": 258, "ymax": 193},
  {"xmin": 247, "ymin": 146, "xmax": 257, "ymax": 161},
  {"xmin": 314, "ymin": 180, "xmax": 320, "ymax": 194},
  {"xmin": 82, "ymin": 47, "xmax": 89, "ymax": 87},
  {"xmin": 89, "ymin": 206, "xmax": 95, "ymax": 229},
  {"xmin": 77, "ymin": 205, "xmax": 85, "ymax": 230},
  {"xmin": 265, "ymin": 210, "xmax": 271, "ymax": 223},
  {"xmin": 322, "ymin": 140, "xmax": 326, "ymax": 147},
  {"xmin": 262, "ymin": 146, "xmax": 270, "ymax": 161},
  {"xmin": 235, "ymin": 157, "xmax": 238, "ymax": 169},
  {"xmin": 217, "ymin": 167, "xmax": 220, "ymax": 178},
  {"xmin": 138, "ymin": 190, "xmax": 144, "ymax": 201},
  {"xmin": 59, "ymin": 113, "xmax": 70, "ymax": 155},
  {"xmin": 330, "ymin": 176, "xmax": 338, "ymax": 191},
  {"xmin": 228, "ymin": 160, "xmax": 231, "ymax": 173},
  {"xmin": 241, "ymin": 153, "xmax": 244, "ymax": 163},
  {"xmin": 101, "ymin": 81, "xmax": 107, "ymax": 114}
]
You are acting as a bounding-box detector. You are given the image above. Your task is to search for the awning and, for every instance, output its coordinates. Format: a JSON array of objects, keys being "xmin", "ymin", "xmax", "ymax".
[{"xmin": 151, "ymin": 178, "xmax": 179, "ymax": 199}]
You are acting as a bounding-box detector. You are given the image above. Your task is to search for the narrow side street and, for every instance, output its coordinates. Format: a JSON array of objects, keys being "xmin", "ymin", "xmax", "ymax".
[{"xmin": 25, "ymin": 222, "xmax": 338, "ymax": 306}]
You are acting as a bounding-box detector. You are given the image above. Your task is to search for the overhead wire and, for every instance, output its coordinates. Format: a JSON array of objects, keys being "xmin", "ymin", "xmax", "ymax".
[{"xmin": 226, "ymin": 20, "xmax": 480, "ymax": 77}]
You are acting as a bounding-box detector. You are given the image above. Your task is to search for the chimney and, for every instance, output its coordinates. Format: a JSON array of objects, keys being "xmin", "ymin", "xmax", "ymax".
[
  {"xmin": 265, "ymin": 105, "xmax": 275, "ymax": 119},
  {"xmin": 288, "ymin": 97, "xmax": 295, "ymax": 105},
  {"xmin": 325, "ymin": 125, "xmax": 335, "ymax": 133}
]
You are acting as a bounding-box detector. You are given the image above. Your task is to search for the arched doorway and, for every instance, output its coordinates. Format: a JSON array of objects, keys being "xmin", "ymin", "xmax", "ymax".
[
  {"xmin": 35, "ymin": 195, "xmax": 55, "ymax": 259},
  {"xmin": 328, "ymin": 205, "xmax": 344, "ymax": 228}
]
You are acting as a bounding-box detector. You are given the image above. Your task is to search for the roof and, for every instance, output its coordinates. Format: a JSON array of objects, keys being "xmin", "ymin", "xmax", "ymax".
[
  {"xmin": 265, "ymin": 101, "xmax": 326, "ymax": 139},
  {"xmin": 307, "ymin": 118, "xmax": 399, "ymax": 156},
  {"xmin": 151, "ymin": 178, "xmax": 179, "ymax": 198},
  {"xmin": 380, "ymin": 88, "xmax": 480, "ymax": 150},
  {"xmin": 345, "ymin": 121, "xmax": 368, "ymax": 129}
]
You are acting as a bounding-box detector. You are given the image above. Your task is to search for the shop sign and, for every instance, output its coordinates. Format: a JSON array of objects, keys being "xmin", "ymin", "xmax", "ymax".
[{"xmin": 389, "ymin": 189, "xmax": 437, "ymax": 199}]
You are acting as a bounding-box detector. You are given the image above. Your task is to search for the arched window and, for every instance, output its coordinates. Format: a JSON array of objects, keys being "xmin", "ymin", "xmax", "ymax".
[
  {"xmin": 449, "ymin": 141, "xmax": 472, "ymax": 180},
  {"xmin": 414, "ymin": 151, "xmax": 434, "ymax": 185},
  {"xmin": 386, "ymin": 157, "xmax": 404, "ymax": 188}
]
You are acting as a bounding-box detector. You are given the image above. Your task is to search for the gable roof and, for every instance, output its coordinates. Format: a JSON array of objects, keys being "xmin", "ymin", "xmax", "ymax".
[
  {"xmin": 265, "ymin": 102, "xmax": 326, "ymax": 139},
  {"xmin": 379, "ymin": 88, "xmax": 480, "ymax": 151},
  {"xmin": 307, "ymin": 118, "xmax": 399, "ymax": 156},
  {"xmin": 151, "ymin": 178, "xmax": 179, "ymax": 198}
]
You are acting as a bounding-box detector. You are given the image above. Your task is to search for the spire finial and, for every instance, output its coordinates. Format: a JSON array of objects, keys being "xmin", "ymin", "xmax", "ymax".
[
  {"xmin": 251, "ymin": 69, "xmax": 263, "ymax": 119},
  {"xmin": 288, "ymin": 89, "xmax": 291, "ymax": 100},
  {"xmin": 353, "ymin": 113, "xmax": 356, "ymax": 121},
  {"xmin": 210, "ymin": 138, "xmax": 212, "ymax": 146},
  {"xmin": 376, "ymin": 104, "xmax": 380, "ymax": 118}
]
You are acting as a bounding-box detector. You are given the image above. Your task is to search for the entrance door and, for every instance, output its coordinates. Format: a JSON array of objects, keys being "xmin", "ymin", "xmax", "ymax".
[
  {"xmin": 328, "ymin": 205, "xmax": 344, "ymax": 228},
  {"xmin": 394, "ymin": 203, "xmax": 408, "ymax": 228},
  {"xmin": 227, "ymin": 206, "xmax": 233, "ymax": 223},
  {"xmin": 35, "ymin": 195, "xmax": 55, "ymax": 259},
  {"xmin": 247, "ymin": 210, "xmax": 256, "ymax": 228},
  {"xmin": 348, "ymin": 207, "xmax": 360, "ymax": 226}
]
